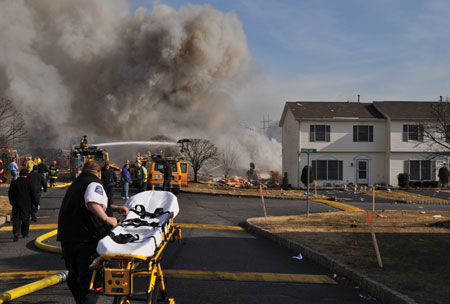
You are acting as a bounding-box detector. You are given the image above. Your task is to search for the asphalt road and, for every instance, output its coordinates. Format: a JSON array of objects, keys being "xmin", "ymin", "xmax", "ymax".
[{"xmin": 0, "ymin": 186, "xmax": 389, "ymax": 303}]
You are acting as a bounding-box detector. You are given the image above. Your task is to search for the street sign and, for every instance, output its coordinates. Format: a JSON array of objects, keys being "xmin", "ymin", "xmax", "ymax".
[{"xmin": 301, "ymin": 148, "xmax": 317, "ymax": 153}]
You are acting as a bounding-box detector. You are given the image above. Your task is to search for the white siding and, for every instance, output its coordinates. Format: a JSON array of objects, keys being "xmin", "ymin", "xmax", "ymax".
[
  {"xmin": 389, "ymin": 153, "xmax": 449, "ymax": 186},
  {"xmin": 390, "ymin": 121, "xmax": 441, "ymax": 152},
  {"xmin": 300, "ymin": 120, "xmax": 385, "ymax": 152},
  {"xmin": 281, "ymin": 108, "xmax": 300, "ymax": 187},
  {"xmin": 298, "ymin": 152, "xmax": 385, "ymax": 187}
]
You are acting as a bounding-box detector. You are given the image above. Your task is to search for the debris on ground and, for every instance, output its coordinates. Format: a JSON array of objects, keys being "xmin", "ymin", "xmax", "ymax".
[
  {"xmin": 218, "ymin": 176, "xmax": 246, "ymax": 187},
  {"xmin": 429, "ymin": 220, "xmax": 450, "ymax": 229},
  {"xmin": 359, "ymin": 293, "xmax": 376, "ymax": 300},
  {"xmin": 291, "ymin": 253, "xmax": 303, "ymax": 260}
]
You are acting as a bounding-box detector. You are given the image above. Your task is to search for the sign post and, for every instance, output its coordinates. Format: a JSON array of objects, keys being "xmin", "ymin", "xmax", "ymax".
[{"xmin": 300, "ymin": 148, "xmax": 317, "ymax": 217}]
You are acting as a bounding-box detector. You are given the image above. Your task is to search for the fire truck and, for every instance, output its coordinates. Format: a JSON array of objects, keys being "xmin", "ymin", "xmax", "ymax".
[
  {"xmin": 0, "ymin": 147, "xmax": 20, "ymax": 183},
  {"xmin": 70, "ymin": 145, "xmax": 109, "ymax": 180}
]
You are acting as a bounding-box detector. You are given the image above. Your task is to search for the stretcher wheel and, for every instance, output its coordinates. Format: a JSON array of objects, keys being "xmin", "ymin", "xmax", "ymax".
[
  {"xmin": 147, "ymin": 279, "xmax": 160, "ymax": 304},
  {"xmin": 147, "ymin": 279, "xmax": 166, "ymax": 304}
]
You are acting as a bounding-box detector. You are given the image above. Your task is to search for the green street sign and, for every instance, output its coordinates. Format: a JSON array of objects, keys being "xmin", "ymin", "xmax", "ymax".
[{"xmin": 301, "ymin": 148, "xmax": 317, "ymax": 153}]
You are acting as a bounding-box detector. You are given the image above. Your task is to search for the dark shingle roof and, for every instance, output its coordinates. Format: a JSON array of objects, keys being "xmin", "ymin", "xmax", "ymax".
[
  {"xmin": 373, "ymin": 101, "xmax": 438, "ymax": 120},
  {"xmin": 285, "ymin": 101, "xmax": 385, "ymax": 120}
]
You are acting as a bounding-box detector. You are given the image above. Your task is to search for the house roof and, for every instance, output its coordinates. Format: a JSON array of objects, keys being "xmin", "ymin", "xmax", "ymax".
[
  {"xmin": 373, "ymin": 101, "xmax": 439, "ymax": 120},
  {"xmin": 281, "ymin": 102, "xmax": 385, "ymax": 124}
]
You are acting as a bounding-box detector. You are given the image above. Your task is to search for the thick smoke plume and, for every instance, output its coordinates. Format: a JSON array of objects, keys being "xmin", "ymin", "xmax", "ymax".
[{"xmin": 0, "ymin": 0, "xmax": 281, "ymax": 171}]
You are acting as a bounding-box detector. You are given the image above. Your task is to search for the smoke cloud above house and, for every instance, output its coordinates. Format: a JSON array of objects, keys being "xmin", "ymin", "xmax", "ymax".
[{"xmin": 0, "ymin": 0, "xmax": 281, "ymax": 171}]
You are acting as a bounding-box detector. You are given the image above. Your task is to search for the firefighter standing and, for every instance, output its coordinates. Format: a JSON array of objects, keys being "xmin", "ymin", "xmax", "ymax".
[
  {"xmin": 80, "ymin": 135, "xmax": 88, "ymax": 150},
  {"xmin": 48, "ymin": 161, "xmax": 59, "ymax": 187},
  {"xmin": 26, "ymin": 157, "xmax": 34, "ymax": 174},
  {"xmin": 135, "ymin": 161, "xmax": 147, "ymax": 192}
]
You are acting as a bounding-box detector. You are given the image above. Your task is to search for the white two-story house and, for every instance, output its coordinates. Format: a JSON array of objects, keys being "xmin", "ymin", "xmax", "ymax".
[{"xmin": 279, "ymin": 101, "xmax": 449, "ymax": 188}]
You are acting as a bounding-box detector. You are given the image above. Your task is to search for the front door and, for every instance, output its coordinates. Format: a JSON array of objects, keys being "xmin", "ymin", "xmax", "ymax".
[{"xmin": 356, "ymin": 160, "xmax": 369, "ymax": 185}]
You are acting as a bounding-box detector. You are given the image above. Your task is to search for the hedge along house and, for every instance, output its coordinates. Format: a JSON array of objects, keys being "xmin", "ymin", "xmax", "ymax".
[{"xmin": 279, "ymin": 100, "xmax": 448, "ymax": 188}]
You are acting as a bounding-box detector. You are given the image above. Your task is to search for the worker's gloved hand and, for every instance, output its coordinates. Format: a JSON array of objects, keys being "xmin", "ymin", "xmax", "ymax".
[{"xmin": 107, "ymin": 217, "xmax": 118, "ymax": 227}]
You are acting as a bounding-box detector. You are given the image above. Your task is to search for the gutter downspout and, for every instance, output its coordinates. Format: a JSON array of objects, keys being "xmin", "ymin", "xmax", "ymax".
[{"xmin": 298, "ymin": 120, "xmax": 301, "ymax": 188}]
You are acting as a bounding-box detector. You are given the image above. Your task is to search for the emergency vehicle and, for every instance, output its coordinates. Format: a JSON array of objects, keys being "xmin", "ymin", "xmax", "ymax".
[
  {"xmin": 70, "ymin": 145, "xmax": 109, "ymax": 180},
  {"xmin": 147, "ymin": 156, "xmax": 189, "ymax": 194}
]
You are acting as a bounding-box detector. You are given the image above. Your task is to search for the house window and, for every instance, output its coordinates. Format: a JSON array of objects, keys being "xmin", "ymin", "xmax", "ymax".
[
  {"xmin": 409, "ymin": 160, "xmax": 431, "ymax": 181},
  {"xmin": 312, "ymin": 160, "xmax": 343, "ymax": 180},
  {"xmin": 403, "ymin": 124, "xmax": 424, "ymax": 142},
  {"xmin": 353, "ymin": 125, "xmax": 373, "ymax": 142},
  {"xmin": 310, "ymin": 125, "xmax": 330, "ymax": 142}
]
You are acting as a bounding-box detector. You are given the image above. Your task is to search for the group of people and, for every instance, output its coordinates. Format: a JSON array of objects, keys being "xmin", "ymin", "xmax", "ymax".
[
  {"xmin": 7, "ymin": 157, "xmax": 59, "ymax": 187},
  {"xmin": 6, "ymin": 152, "xmax": 175, "ymax": 303},
  {"xmin": 122, "ymin": 159, "xmax": 173, "ymax": 197}
]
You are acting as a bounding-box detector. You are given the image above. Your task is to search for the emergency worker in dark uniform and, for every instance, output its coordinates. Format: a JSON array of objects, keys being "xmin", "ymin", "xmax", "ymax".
[
  {"xmin": 101, "ymin": 161, "xmax": 117, "ymax": 215},
  {"xmin": 162, "ymin": 161, "xmax": 172, "ymax": 191},
  {"xmin": 57, "ymin": 160, "xmax": 128, "ymax": 304}
]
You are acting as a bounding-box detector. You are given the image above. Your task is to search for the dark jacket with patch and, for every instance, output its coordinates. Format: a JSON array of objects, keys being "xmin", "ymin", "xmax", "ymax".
[{"xmin": 57, "ymin": 172, "xmax": 109, "ymax": 243}]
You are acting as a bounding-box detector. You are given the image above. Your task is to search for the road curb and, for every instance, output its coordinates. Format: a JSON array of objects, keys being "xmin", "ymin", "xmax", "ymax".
[
  {"xmin": 405, "ymin": 200, "xmax": 450, "ymax": 205},
  {"xmin": 244, "ymin": 220, "xmax": 417, "ymax": 304},
  {"xmin": 0, "ymin": 215, "xmax": 10, "ymax": 227},
  {"xmin": 180, "ymin": 190, "xmax": 303, "ymax": 200}
]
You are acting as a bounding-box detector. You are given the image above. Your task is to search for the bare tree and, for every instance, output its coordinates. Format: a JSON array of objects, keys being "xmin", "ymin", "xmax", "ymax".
[
  {"xmin": 179, "ymin": 138, "xmax": 218, "ymax": 182},
  {"xmin": 0, "ymin": 97, "xmax": 27, "ymax": 147},
  {"xmin": 422, "ymin": 98, "xmax": 450, "ymax": 152},
  {"xmin": 221, "ymin": 144, "xmax": 239, "ymax": 178}
]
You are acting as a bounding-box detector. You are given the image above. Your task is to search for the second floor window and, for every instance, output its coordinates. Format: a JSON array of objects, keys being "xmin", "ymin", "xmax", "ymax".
[
  {"xmin": 353, "ymin": 125, "xmax": 373, "ymax": 142},
  {"xmin": 403, "ymin": 124, "xmax": 424, "ymax": 142},
  {"xmin": 310, "ymin": 125, "xmax": 330, "ymax": 142}
]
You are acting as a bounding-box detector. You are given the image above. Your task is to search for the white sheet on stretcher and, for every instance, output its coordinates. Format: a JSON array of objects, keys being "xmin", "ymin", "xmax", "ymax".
[{"xmin": 96, "ymin": 191, "xmax": 179, "ymax": 257}]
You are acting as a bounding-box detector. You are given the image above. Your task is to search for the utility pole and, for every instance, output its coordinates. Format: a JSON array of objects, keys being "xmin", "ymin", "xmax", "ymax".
[{"xmin": 260, "ymin": 114, "xmax": 271, "ymax": 134}]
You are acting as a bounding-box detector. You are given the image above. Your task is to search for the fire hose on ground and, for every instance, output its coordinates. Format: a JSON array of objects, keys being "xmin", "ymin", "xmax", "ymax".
[{"xmin": 0, "ymin": 229, "xmax": 65, "ymax": 303}]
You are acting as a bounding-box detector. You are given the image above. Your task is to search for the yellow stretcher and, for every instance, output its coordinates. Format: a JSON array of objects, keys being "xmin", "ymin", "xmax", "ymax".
[{"xmin": 89, "ymin": 218, "xmax": 181, "ymax": 304}]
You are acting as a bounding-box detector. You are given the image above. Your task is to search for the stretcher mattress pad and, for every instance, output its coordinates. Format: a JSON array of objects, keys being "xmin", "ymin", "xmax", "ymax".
[{"xmin": 96, "ymin": 191, "xmax": 179, "ymax": 257}]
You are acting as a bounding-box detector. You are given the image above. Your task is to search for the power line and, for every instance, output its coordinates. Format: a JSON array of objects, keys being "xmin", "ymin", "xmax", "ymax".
[{"xmin": 260, "ymin": 114, "xmax": 271, "ymax": 134}]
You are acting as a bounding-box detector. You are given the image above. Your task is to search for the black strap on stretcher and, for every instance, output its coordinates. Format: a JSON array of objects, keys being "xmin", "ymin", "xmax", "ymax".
[
  {"xmin": 129, "ymin": 205, "xmax": 171, "ymax": 219},
  {"xmin": 109, "ymin": 231, "xmax": 158, "ymax": 247},
  {"xmin": 109, "ymin": 232, "xmax": 140, "ymax": 244},
  {"xmin": 108, "ymin": 205, "xmax": 173, "ymax": 245},
  {"xmin": 121, "ymin": 218, "xmax": 160, "ymax": 228}
]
